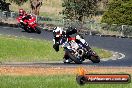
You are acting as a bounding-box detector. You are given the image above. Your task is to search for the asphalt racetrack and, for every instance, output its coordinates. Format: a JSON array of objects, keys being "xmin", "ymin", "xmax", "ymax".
[{"xmin": 0, "ymin": 26, "xmax": 132, "ymax": 67}]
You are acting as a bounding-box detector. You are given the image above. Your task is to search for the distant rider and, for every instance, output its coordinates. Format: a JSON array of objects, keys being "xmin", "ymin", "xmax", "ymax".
[
  {"xmin": 52, "ymin": 26, "xmax": 92, "ymax": 63},
  {"xmin": 18, "ymin": 9, "xmax": 32, "ymax": 26},
  {"xmin": 18, "ymin": 9, "xmax": 27, "ymax": 23}
]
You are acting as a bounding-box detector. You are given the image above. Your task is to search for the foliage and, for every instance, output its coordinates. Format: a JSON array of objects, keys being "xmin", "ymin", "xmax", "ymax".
[
  {"xmin": 8, "ymin": 0, "xmax": 28, "ymax": 6},
  {"xmin": 0, "ymin": 0, "xmax": 10, "ymax": 11},
  {"xmin": 8, "ymin": 0, "xmax": 42, "ymax": 15},
  {"xmin": 62, "ymin": 0, "xmax": 98, "ymax": 22},
  {"xmin": 101, "ymin": 0, "xmax": 132, "ymax": 25}
]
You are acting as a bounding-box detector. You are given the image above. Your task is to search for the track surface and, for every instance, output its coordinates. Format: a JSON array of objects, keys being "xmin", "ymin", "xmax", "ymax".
[{"xmin": 0, "ymin": 26, "xmax": 132, "ymax": 67}]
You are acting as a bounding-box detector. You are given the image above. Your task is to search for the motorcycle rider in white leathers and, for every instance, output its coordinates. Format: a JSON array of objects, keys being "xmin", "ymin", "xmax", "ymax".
[{"xmin": 53, "ymin": 26, "xmax": 91, "ymax": 63}]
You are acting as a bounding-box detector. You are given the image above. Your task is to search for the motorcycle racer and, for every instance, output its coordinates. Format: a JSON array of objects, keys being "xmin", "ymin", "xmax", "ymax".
[
  {"xmin": 53, "ymin": 26, "xmax": 92, "ymax": 63},
  {"xmin": 17, "ymin": 9, "xmax": 28, "ymax": 28},
  {"xmin": 17, "ymin": 9, "xmax": 41, "ymax": 34},
  {"xmin": 19, "ymin": 9, "xmax": 26, "ymax": 16},
  {"xmin": 18, "ymin": 9, "xmax": 33, "ymax": 27}
]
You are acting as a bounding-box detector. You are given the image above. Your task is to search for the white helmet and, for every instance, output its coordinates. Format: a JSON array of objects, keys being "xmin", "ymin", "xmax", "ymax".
[{"xmin": 53, "ymin": 27, "xmax": 63, "ymax": 37}]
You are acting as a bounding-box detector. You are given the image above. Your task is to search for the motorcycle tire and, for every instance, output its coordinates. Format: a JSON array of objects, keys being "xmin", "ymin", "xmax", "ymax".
[
  {"xmin": 66, "ymin": 50, "xmax": 83, "ymax": 64},
  {"xmin": 90, "ymin": 55, "xmax": 100, "ymax": 63},
  {"xmin": 20, "ymin": 24, "xmax": 31, "ymax": 33},
  {"xmin": 18, "ymin": 23, "xmax": 25, "ymax": 29},
  {"xmin": 17, "ymin": 23, "xmax": 21, "ymax": 27},
  {"xmin": 35, "ymin": 27, "xmax": 41, "ymax": 34},
  {"xmin": 24, "ymin": 27, "xmax": 32, "ymax": 33}
]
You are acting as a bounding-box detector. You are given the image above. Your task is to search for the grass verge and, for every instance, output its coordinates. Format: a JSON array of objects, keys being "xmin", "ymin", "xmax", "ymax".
[
  {"xmin": 0, "ymin": 75, "xmax": 131, "ymax": 88},
  {"xmin": 0, "ymin": 35, "xmax": 112, "ymax": 62}
]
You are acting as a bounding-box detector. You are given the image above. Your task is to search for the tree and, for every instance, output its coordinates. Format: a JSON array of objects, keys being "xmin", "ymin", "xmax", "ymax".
[
  {"xmin": 8, "ymin": 0, "xmax": 28, "ymax": 6},
  {"xmin": 30, "ymin": 0, "xmax": 42, "ymax": 15},
  {"xmin": 0, "ymin": 0, "xmax": 10, "ymax": 11},
  {"xmin": 8, "ymin": 0, "xmax": 43, "ymax": 15},
  {"xmin": 62, "ymin": 0, "xmax": 99, "ymax": 22},
  {"xmin": 101, "ymin": 0, "xmax": 132, "ymax": 25}
]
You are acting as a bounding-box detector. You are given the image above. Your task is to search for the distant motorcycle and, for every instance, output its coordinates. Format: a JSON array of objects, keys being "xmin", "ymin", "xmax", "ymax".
[
  {"xmin": 60, "ymin": 35, "xmax": 100, "ymax": 64},
  {"xmin": 17, "ymin": 15, "xmax": 41, "ymax": 34}
]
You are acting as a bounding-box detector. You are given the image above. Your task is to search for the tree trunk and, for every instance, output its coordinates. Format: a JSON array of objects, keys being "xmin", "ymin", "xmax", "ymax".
[
  {"xmin": 30, "ymin": 0, "xmax": 42, "ymax": 15},
  {"xmin": 78, "ymin": 15, "xmax": 83, "ymax": 22}
]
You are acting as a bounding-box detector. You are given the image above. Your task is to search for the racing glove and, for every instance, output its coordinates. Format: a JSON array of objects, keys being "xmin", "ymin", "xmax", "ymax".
[{"xmin": 53, "ymin": 43, "xmax": 59, "ymax": 52}]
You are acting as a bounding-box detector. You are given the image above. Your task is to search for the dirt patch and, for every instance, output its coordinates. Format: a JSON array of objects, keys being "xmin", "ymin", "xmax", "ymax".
[
  {"xmin": 0, "ymin": 66, "xmax": 132, "ymax": 76},
  {"xmin": 0, "ymin": 67, "xmax": 75, "ymax": 76}
]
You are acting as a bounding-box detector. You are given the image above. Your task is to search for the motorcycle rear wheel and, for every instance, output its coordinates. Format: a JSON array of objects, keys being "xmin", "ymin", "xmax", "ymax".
[
  {"xmin": 90, "ymin": 56, "xmax": 100, "ymax": 63},
  {"xmin": 35, "ymin": 27, "xmax": 41, "ymax": 34}
]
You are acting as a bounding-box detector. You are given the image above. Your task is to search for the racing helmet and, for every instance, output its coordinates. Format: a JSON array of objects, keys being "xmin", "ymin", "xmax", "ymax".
[
  {"xmin": 19, "ymin": 9, "xmax": 26, "ymax": 16},
  {"xmin": 26, "ymin": 14, "xmax": 32, "ymax": 19},
  {"xmin": 53, "ymin": 27, "xmax": 63, "ymax": 38},
  {"xmin": 67, "ymin": 26, "xmax": 77, "ymax": 33}
]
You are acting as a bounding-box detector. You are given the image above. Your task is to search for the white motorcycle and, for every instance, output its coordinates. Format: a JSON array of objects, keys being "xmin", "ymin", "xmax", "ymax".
[{"xmin": 61, "ymin": 35, "xmax": 100, "ymax": 64}]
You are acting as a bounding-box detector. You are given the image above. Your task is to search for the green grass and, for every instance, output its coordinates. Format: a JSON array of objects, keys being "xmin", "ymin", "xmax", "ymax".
[
  {"xmin": 0, "ymin": 75, "xmax": 131, "ymax": 88},
  {"xmin": 93, "ymin": 47, "xmax": 112, "ymax": 59},
  {"xmin": 0, "ymin": 35, "xmax": 112, "ymax": 62},
  {"xmin": 38, "ymin": 20, "xmax": 64, "ymax": 27},
  {"xmin": 39, "ymin": 12, "xmax": 56, "ymax": 18},
  {"xmin": 0, "ymin": 36, "xmax": 64, "ymax": 62},
  {"xmin": 39, "ymin": 12, "xmax": 63, "ymax": 20}
]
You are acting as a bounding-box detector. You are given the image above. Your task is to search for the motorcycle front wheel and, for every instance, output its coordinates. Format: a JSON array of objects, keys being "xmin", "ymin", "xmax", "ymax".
[
  {"xmin": 24, "ymin": 27, "xmax": 32, "ymax": 33},
  {"xmin": 66, "ymin": 50, "xmax": 83, "ymax": 64}
]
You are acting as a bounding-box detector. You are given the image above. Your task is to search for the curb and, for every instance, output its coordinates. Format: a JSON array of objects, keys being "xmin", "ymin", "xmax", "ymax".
[
  {"xmin": 0, "ymin": 22, "xmax": 18, "ymax": 28},
  {"xmin": 101, "ymin": 50, "xmax": 125, "ymax": 61}
]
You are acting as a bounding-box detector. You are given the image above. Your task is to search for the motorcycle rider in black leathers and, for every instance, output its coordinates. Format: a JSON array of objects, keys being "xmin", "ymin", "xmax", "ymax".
[{"xmin": 53, "ymin": 26, "xmax": 92, "ymax": 63}]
